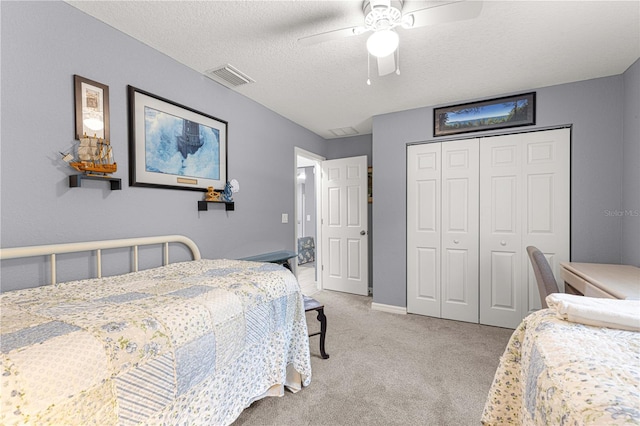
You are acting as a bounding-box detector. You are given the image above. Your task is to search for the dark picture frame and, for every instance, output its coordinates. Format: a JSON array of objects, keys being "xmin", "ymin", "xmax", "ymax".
[
  {"xmin": 128, "ymin": 86, "xmax": 228, "ymax": 191},
  {"xmin": 434, "ymin": 92, "xmax": 536, "ymax": 137},
  {"xmin": 368, "ymin": 166, "xmax": 373, "ymax": 203},
  {"xmin": 74, "ymin": 75, "xmax": 110, "ymax": 140}
]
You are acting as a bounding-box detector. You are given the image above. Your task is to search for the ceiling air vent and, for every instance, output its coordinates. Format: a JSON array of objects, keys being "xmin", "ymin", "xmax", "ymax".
[
  {"xmin": 329, "ymin": 127, "xmax": 359, "ymax": 137},
  {"xmin": 204, "ymin": 64, "xmax": 255, "ymax": 88}
]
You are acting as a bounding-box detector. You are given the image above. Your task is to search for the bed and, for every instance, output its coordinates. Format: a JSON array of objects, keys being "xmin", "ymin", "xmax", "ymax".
[
  {"xmin": 0, "ymin": 235, "xmax": 312, "ymax": 425},
  {"xmin": 481, "ymin": 294, "xmax": 640, "ymax": 425}
]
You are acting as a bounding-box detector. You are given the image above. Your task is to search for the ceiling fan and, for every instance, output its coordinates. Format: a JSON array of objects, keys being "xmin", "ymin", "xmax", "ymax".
[{"xmin": 298, "ymin": 0, "xmax": 483, "ymax": 81}]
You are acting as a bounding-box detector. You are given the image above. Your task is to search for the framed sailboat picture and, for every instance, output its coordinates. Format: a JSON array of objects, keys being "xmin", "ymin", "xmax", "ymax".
[
  {"xmin": 127, "ymin": 86, "xmax": 228, "ymax": 191},
  {"xmin": 74, "ymin": 75, "xmax": 110, "ymax": 141}
]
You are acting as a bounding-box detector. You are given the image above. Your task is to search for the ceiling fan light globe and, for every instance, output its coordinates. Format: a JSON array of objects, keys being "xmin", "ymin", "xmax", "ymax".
[
  {"xmin": 401, "ymin": 14, "xmax": 414, "ymax": 29},
  {"xmin": 366, "ymin": 30, "xmax": 399, "ymax": 58}
]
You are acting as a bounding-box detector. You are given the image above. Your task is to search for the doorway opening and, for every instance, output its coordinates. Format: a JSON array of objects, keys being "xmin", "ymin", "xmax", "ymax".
[{"xmin": 295, "ymin": 148, "xmax": 324, "ymax": 295}]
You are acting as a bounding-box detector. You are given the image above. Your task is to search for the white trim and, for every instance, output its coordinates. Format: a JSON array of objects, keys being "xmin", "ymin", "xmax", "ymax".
[
  {"xmin": 294, "ymin": 147, "xmax": 325, "ymax": 290},
  {"xmin": 371, "ymin": 302, "xmax": 407, "ymax": 315}
]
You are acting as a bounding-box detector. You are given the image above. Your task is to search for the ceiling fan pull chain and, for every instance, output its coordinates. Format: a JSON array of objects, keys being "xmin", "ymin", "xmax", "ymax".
[
  {"xmin": 396, "ymin": 46, "xmax": 400, "ymax": 75},
  {"xmin": 367, "ymin": 52, "xmax": 372, "ymax": 85}
]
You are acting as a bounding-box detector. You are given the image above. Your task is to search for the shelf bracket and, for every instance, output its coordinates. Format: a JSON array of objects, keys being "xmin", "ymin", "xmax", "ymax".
[
  {"xmin": 198, "ymin": 200, "xmax": 234, "ymax": 211},
  {"xmin": 69, "ymin": 174, "xmax": 121, "ymax": 190}
]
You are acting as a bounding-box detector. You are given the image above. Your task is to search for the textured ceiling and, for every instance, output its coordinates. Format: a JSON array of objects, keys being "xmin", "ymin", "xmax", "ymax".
[{"xmin": 66, "ymin": 0, "xmax": 640, "ymax": 139}]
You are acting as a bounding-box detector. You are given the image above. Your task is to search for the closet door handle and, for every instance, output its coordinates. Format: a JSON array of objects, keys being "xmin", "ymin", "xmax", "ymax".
[
  {"xmin": 453, "ymin": 239, "xmax": 460, "ymax": 244},
  {"xmin": 500, "ymin": 240, "xmax": 507, "ymax": 246}
]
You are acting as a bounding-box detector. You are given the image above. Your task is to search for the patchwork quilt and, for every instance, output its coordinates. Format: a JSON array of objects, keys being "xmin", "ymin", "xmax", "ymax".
[
  {"xmin": 482, "ymin": 309, "xmax": 640, "ymax": 425},
  {"xmin": 0, "ymin": 259, "xmax": 312, "ymax": 425}
]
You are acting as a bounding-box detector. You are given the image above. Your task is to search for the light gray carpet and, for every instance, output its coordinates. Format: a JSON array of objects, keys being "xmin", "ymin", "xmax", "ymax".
[{"xmin": 233, "ymin": 290, "xmax": 513, "ymax": 426}]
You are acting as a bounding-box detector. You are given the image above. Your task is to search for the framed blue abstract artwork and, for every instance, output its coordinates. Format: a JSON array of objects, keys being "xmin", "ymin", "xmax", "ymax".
[{"xmin": 128, "ymin": 86, "xmax": 227, "ymax": 191}]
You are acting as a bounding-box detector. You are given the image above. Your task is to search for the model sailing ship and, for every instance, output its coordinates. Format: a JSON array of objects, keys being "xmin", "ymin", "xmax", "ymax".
[{"xmin": 61, "ymin": 134, "xmax": 117, "ymax": 177}]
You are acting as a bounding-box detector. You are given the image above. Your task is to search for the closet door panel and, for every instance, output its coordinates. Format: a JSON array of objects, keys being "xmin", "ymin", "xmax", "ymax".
[
  {"xmin": 443, "ymin": 248, "xmax": 470, "ymax": 300},
  {"xmin": 480, "ymin": 136, "xmax": 524, "ymax": 329},
  {"xmin": 521, "ymin": 128, "xmax": 570, "ymax": 313},
  {"xmin": 480, "ymin": 129, "xmax": 570, "ymax": 327},
  {"xmin": 407, "ymin": 143, "xmax": 441, "ymax": 316},
  {"xmin": 527, "ymin": 174, "xmax": 554, "ymax": 232},
  {"xmin": 417, "ymin": 248, "xmax": 439, "ymax": 301},
  {"xmin": 441, "ymin": 139, "xmax": 479, "ymax": 323},
  {"xmin": 418, "ymin": 180, "xmax": 438, "ymax": 231},
  {"xmin": 490, "ymin": 251, "xmax": 518, "ymax": 309}
]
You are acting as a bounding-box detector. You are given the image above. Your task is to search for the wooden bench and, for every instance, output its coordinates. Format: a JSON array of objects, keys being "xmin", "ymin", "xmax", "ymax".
[{"xmin": 303, "ymin": 295, "xmax": 329, "ymax": 359}]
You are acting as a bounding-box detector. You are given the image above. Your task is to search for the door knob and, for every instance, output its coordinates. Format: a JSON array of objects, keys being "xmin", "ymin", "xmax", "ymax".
[
  {"xmin": 453, "ymin": 239, "xmax": 460, "ymax": 244},
  {"xmin": 500, "ymin": 240, "xmax": 506, "ymax": 246},
  {"xmin": 360, "ymin": 230, "xmax": 367, "ymax": 235}
]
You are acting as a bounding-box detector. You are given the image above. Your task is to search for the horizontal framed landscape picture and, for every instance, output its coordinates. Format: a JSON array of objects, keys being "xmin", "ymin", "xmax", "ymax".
[
  {"xmin": 74, "ymin": 75, "xmax": 110, "ymax": 140},
  {"xmin": 434, "ymin": 92, "xmax": 535, "ymax": 137},
  {"xmin": 128, "ymin": 86, "xmax": 227, "ymax": 191}
]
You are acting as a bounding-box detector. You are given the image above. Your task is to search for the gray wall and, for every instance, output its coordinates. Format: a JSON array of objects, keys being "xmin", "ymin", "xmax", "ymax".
[
  {"xmin": 622, "ymin": 59, "xmax": 640, "ymax": 266},
  {"xmin": 0, "ymin": 1, "xmax": 327, "ymax": 291},
  {"xmin": 2, "ymin": 2, "xmax": 636, "ymax": 298},
  {"xmin": 372, "ymin": 72, "xmax": 638, "ymax": 308},
  {"xmin": 326, "ymin": 134, "xmax": 373, "ymax": 165}
]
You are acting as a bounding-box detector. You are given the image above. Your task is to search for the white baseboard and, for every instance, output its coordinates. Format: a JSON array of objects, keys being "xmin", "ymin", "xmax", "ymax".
[{"xmin": 371, "ymin": 302, "xmax": 407, "ymax": 315}]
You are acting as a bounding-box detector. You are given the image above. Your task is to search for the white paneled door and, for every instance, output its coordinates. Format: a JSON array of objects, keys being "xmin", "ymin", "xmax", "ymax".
[
  {"xmin": 407, "ymin": 143, "xmax": 442, "ymax": 317},
  {"xmin": 441, "ymin": 140, "xmax": 479, "ymax": 322},
  {"xmin": 479, "ymin": 128, "xmax": 570, "ymax": 328},
  {"xmin": 321, "ymin": 156, "xmax": 368, "ymax": 296},
  {"xmin": 407, "ymin": 139, "xmax": 479, "ymax": 322}
]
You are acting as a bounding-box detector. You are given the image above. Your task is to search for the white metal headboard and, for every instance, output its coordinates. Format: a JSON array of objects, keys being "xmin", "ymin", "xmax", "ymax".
[{"xmin": 0, "ymin": 235, "xmax": 201, "ymax": 285}]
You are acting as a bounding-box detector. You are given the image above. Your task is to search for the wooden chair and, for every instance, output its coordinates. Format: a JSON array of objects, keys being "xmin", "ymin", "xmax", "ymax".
[
  {"xmin": 526, "ymin": 246, "xmax": 559, "ymax": 308},
  {"xmin": 303, "ymin": 295, "xmax": 329, "ymax": 359}
]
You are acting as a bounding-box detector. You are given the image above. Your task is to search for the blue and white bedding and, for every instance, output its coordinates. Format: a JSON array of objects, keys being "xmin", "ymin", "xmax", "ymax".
[
  {"xmin": 0, "ymin": 259, "xmax": 312, "ymax": 425},
  {"xmin": 482, "ymin": 309, "xmax": 639, "ymax": 425}
]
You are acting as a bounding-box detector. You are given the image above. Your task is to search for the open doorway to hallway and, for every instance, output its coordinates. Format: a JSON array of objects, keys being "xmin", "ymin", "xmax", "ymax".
[{"xmin": 295, "ymin": 148, "xmax": 324, "ymax": 296}]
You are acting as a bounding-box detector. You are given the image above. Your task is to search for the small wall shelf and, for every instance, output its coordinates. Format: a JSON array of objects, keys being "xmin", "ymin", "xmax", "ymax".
[
  {"xmin": 198, "ymin": 200, "xmax": 235, "ymax": 211},
  {"xmin": 69, "ymin": 174, "xmax": 122, "ymax": 190}
]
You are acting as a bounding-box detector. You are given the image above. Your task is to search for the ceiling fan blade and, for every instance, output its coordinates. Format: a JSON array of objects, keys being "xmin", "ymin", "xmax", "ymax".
[
  {"xmin": 298, "ymin": 26, "xmax": 367, "ymax": 47},
  {"xmin": 377, "ymin": 53, "xmax": 396, "ymax": 76},
  {"xmin": 406, "ymin": 1, "xmax": 483, "ymax": 29}
]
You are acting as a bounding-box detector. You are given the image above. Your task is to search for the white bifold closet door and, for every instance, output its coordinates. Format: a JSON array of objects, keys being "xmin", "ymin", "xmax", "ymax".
[
  {"xmin": 407, "ymin": 128, "xmax": 570, "ymax": 328},
  {"xmin": 479, "ymin": 128, "xmax": 570, "ymax": 328},
  {"xmin": 407, "ymin": 142, "xmax": 441, "ymax": 318},
  {"xmin": 407, "ymin": 139, "xmax": 479, "ymax": 323}
]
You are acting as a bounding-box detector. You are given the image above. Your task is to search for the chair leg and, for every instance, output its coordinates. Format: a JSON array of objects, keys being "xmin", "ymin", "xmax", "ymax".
[{"xmin": 316, "ymin": 307, "xmax": 329, "ymax": 359}]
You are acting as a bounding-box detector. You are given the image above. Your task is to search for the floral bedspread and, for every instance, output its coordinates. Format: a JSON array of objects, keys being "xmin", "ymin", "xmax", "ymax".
[
  {"xmin": 0, "ymin": 259, "xmax": 312, "ymax": 425},
  {"xmin": 482, "ymin": 309, "xmax": 640, "ymax": 425}
]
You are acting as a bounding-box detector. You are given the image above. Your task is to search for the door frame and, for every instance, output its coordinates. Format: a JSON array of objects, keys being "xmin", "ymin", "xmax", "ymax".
[{"xmin": 295, "ymin": 147, "xmax": 325, "ymax": 290}]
